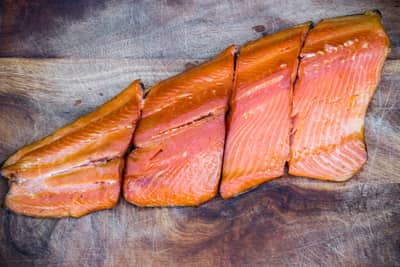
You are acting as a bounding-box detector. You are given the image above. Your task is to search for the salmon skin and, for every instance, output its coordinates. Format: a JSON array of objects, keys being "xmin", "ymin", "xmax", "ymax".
[
  {"xmin": 124, "ymin": 46, "xmax": 236, "ymax": 206},
  {"xmin": 1, "ymin": 80, "xmax": 143, "ymax": 217},
  {"xmin": 289, "ymin": 11, "xmax": 390, "ymax": 181},
  {"xmin": 221, "ymin": 24, "xmax": 310, "ymax": 199}
]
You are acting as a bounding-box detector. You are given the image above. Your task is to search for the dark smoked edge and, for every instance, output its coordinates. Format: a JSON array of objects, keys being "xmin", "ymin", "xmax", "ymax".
[
  {"xmin": 217, "ymin": 46, "xmax": 239, "ymax": 199},
  {"xmin": 121, "ymin": 82, "xmax": 145, "ymax": 205},
  {"xmin": 287, "ymin": 22, "xmax": 313, "ymax": 172},
  {"xmin": 371, "ymin": 9, "xmax": 383, "ymax": 18},
  {"xmin": 316, "ymin": 9, "xmax": 383, "ymax": 25}
]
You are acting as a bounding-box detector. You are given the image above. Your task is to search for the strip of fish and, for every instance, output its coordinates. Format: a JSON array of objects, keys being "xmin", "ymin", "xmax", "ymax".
[
  {"xmin": 221, "ymin": 24, "xmax": 310, "ymax": 199},
  {"xmin": 124, "ymin": 46, "xmax": 236, "ymax": 206},
  {"xmin": 289, "ymin": 11, "xmax": 390, "ymax": 181},
  {"xmin": 1, "ymin": 81, "xmax": 143, "ymax": 217}
]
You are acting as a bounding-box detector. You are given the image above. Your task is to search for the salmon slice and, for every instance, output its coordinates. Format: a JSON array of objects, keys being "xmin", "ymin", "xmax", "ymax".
[
  {"xmin": 221, "ymin": 24, "xmax": 310, "ymax": 199},
  {"xmin": 125, "ymin": 115, "xmax": 225, "ymax": 206},
  {"xmin": 1, "ymin": 80, "xmax": 143, "ymax": 217},
  {"xmin": 5, "ymin": 159, "xmax": 123, "ymax": 218},
  {"xmin": 289, "ymin": 11, "xmax": 390, "ymax": 181},
  {"xmin": 124, "ymin": 46, "xmax": 236, "ymax": 206}
]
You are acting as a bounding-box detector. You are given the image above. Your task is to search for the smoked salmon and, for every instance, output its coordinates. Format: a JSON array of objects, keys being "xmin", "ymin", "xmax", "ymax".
[
  {"xmin": 124, "ymin": 46, "xmax": 236, "ymax": 206},
  {"xmin": 221, "ymin": 24, "xmax": 310, "ymax": 199},
  {"xmin": 289, "ymin": 11, "xmax": 390, "ymax": 181},
  {"xmin": 1, "ymin": 11, "xmax": 390, "ymax": 214},
  {"xmin": 1, "ymin": 80, "xmax": 143, "ymax": 217}
]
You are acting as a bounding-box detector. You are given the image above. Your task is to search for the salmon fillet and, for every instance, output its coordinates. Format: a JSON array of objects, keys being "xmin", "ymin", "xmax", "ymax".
[
  {"xmin": 289, "ymin": 11, "xmax": 390, "ymax": 181},
  {"xmin": 221, "ymin": 24, "xmax": 310, "ymax": 199},
  {"xmin": 124, "ymin": 46, "xmax": 236, "ymax": 206},
  {"xmin": 1, "ymin": 80, "xmax": 143, "ymax": 217}
]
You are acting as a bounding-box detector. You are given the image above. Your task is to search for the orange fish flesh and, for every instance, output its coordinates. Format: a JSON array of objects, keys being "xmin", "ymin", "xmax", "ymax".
[
  {"xmin": 221, "ymin": 24, "xmax": 310, "ymax": 199},
  {"xmin": 289, "ymin": 11, "xmax": 390, "ymax": 181},
  {"xmin": 1, "ymin": 80, "xmax": 143, "ymax": 217},
  {"xmin": 124, "ymin": 46, "xmax": 236, "ymax": 206}
]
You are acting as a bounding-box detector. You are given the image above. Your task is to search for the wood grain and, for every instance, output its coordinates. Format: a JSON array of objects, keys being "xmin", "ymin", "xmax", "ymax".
[
  {"xmin": 0, "ymin": 0, "xmax": 399, "ymax": 59},
  {"xmin": 0, "ymin": 58, "xmax": 399, "ymax": 266},
  {"xmin": 0, "ymin": 1, "xmax": 399, "ymax": 266}
]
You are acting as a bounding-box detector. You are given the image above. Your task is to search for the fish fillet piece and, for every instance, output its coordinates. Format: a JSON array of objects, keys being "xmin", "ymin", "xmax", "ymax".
[
  {"xmin": 124, "ymin": 46, "xmax": 236, "ymax": 206},
  {"xmin": 125, "ymin": 115, "xmax": 225, "ymax": 206},
  {"xmin": 134, "ymin": 46, "xmax": 236, "ymax": 146},
  {"xmin": 289, "ymin": 11, "xmax": 390, "ymax": 181},
  {"xmin": 221, "ymin": 24, "xmax": 310, "ymax": 199},
  {"xmin": 1, "ymin": 80, "xmax": 143, "ymax": 217},
  {"xmin": 5, "ymin": 159, "xmax": 123, "ymax": 218}
]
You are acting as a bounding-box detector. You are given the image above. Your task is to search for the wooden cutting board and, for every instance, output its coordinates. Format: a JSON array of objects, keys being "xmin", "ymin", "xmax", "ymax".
[{"xmin": 0, "ymin": 1, "xmax": 399, "ymax": 266}]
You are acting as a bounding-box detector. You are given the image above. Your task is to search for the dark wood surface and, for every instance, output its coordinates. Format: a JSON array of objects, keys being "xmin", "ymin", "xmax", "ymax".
[
  {"xmin": 0, "ymin": 1, "xmax": 399, "ymax": 266},
  {"xmin": 1, "ymin": 0, "xmax": 399, "ymax": 59}
]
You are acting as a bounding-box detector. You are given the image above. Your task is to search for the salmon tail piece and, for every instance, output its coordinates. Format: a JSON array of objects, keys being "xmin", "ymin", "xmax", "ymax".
[
  {"xmin": 220, "ymin": 23, "xmax": 311, "ymax": 199},
  {"xmin": 124, "ymin": 46, "xmax": 237, "ymax": 206},
  {"xmin": 1, "ymin": 80, "xmax": 143, "ymax": 217},
  {"xmin": 289, "ymin": 11, "xmax": 390, "ymax": 181}
]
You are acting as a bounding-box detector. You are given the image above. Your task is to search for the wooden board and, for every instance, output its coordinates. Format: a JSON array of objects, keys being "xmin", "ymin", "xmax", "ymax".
[
  {"xmin": 0, "ymin": 58, "xmax": 399, "ymax": 267},
  {"xmin": 0, "ymin": 0, "xmax": 399, "ymax": 59},
  {"xmin": 0, "ymin": 1, "xmax": 399, "ymax": 266}
]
